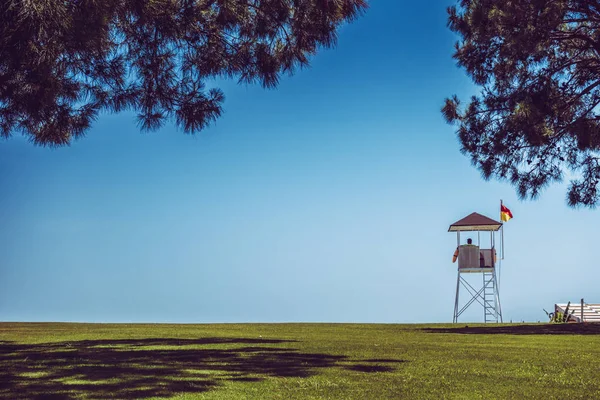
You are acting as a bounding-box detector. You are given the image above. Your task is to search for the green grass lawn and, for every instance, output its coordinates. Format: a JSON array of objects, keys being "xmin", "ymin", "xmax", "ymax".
[{"xmin": 1, "ymin": 322, "xmax": 599, "ymax": 399}]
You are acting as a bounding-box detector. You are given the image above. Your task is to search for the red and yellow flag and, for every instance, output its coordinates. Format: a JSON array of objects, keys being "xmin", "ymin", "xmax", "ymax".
[{"xmin": 500, "ymin": 204, "xmax": 513, "ymax": 222}]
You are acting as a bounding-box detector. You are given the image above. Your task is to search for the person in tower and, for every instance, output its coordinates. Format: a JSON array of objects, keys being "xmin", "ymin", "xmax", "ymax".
[{"xmin": 452, "ymin": 238, "xmax": 484, "ymax": 266}]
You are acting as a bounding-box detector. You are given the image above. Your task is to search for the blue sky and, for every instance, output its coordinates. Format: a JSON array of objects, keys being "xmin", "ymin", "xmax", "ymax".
[{"xmin": 2, "ymin": 0, "xmax": 599, "ymax": 323}]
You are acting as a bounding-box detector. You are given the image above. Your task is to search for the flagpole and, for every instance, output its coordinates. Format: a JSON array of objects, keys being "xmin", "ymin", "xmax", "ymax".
[
  {"xmin": 501, "ymin": 199, "xmax": 505, "ymax": 260},
  {"xmin": 499, "ymin": 199, "xmax": 504, "ymax": 294}
]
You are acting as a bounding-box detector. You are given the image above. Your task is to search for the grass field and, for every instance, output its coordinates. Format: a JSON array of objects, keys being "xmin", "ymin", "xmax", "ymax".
[{"xmin": 1, "ymin": 323, "xmax": 599, "ymax": 399}]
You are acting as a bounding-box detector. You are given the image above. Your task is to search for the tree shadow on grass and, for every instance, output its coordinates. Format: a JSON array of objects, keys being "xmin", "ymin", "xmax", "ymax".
[
  {"xmin": 345, "ymin": 365, "xmax": 396, "ymax": 373},
  {"xmin": 423, "ymin": 323, "xmax": 600, "ymax": 335},
  {"xmin": 0, "ymin": 337, "xmax": 404, "ymax": 399}
]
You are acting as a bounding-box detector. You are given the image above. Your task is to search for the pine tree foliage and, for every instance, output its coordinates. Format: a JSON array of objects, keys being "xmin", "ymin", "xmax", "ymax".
[
  {"xmin": 0, "ymin": 0, "xmax": 366, "ymax": 146},
  {"xmin": 443, "ymin": 0, "xmax": 600, "ymax": 207}
]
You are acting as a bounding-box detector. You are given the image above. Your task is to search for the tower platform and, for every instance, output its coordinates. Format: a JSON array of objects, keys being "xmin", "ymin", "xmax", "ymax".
[{"xmin": 459, "ymin": 267, "xmax": 495, "ymax": 273}]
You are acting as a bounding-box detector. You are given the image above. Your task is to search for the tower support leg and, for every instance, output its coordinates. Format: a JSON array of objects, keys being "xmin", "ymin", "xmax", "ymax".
[
  {"xmin": 493, "ymin": 269, "xmax": 503, "ymax": 323},
  {"xmin": 453, "ymin": 270, "xmax": 460, "ymax": 323}
]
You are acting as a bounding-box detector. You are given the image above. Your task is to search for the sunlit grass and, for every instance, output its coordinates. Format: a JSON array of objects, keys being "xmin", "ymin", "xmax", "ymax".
[
  {"xmin": 18, "ymin": 371, "xmax": 53, "ymax": 379},
  {"xmin": 1, "ymin": 323, "xmax": 599, "ymax": 399}
]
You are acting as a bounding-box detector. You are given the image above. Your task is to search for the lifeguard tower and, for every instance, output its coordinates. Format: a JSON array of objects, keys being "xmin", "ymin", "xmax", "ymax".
[{"xmin": 449, "ymin": 212, "xmax": 503, "ymax": 323}]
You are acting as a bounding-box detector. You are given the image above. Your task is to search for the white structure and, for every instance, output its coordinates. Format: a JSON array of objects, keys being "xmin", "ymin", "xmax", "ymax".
[
  {"xmin": 449, "ymin": 212, "xmax": 504, "ymax": 323},
  {"xmin": 555, "ymin": 303, "xmax": 600, "ymax": 323}
]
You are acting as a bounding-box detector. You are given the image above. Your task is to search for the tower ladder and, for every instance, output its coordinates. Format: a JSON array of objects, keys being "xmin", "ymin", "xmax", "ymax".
[{"xmin": 483, "ymin": 271, "xmax": 500, "ymax": 323}]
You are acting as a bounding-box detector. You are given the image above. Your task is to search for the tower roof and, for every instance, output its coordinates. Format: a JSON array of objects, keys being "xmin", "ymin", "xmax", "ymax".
[{"xmin": 448, "ymin": 212, "xmax": 502, "ymax": 232}]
